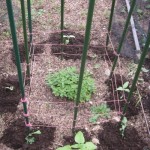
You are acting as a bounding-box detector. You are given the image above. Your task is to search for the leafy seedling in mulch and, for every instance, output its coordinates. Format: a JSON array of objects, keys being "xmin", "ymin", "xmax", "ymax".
[
  {"xmin": 56, "ymin": 131, "xmax": 97, "ymax": 150},
  {"xmin": 116, "ymin": 82, "xmax": 130, "ymax": 99},
  {"xmin": 119, "ymin": 116, "xmax": 128, "ymax": 137},
  {"xmin": 46, "ymin": 67, "xmax": 95, "ymax": 102},
  {"xmin": 25, "ymin": 130, "xmax": 41, "ymax": 144},
  {"xmin": 89, "ymin": 104, "xmax": 111, "ymax": 123},
  {"xmin": 63, "ymin": 35, "xmax": 75, "ymax": 45}
]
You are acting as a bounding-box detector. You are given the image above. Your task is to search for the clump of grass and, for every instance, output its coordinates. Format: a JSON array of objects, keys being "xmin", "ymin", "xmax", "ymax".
[{"xmin": 89, "ymin": 103, "xmax": 111, "ymax": 123}]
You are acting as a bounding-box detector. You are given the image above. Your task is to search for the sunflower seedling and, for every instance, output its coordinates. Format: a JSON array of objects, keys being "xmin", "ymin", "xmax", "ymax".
[
  {"xmin": 56, "ymin": 131, "xmax": 97, "ymax": 150},
  {"xmin": 25, "ymin": 130, "xmax": 41, "ymax": 144},
  {"xmin": 63, "ymin": 35, "xmax": 75, "ymax": 45}
]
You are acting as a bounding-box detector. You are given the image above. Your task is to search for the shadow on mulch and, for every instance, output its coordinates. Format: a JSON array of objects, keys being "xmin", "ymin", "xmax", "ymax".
[
  {"xmin": 105, "ymin": 74, "xmax": 141, "ymax": 118},
  {"xmin": 0, "ymin": 75, "xmax": 21, "ymax": 114},
  {"xmin": 63, "ymin": 129, "xmax": 91, "ymax": 145},
  {"xmin": 98, "ymin": 121, "xmax": 148, "ymax": 150},
  {"xmin": 11, "ymin": 42, "xmax": 44, "ymax": 64},
  {"xmin": 0, "ymin": 118, "xmax": 56, "ymax": 150}
]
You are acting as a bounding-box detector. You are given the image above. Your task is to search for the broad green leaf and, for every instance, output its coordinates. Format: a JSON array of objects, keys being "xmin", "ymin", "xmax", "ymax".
[
  {"xmin": 85, "ymin": 142, "xmax": 97, "ymax": 150},
  {"xmin": 69, "ymin": 35, "xmax": 75, "ymax": 38},
  {"xmin": 75, "ymin": 131, "xmax": 85, "ymax": 144},
  {"xmin": 122, "ymin": 117, "xmax": 127, "ymax": 124},
  {"xmin": 116, "ymin": 87, "xmax": 124, "ymax": 91},
  {"xmin": 56, "ymin": 145, "xmax": 72, "ymax": 150},
  {"xmin": 124, "ymin": 89, "xmax": 130, "ymax": 93},
  {"xmin": 32, "ymin": 130, "xmax": 41, "ymax": 135},
  {"xmin": 71, "ymin": 144, "xmax": 79, "ymax": 148},
  {"xmin": 123, "ymin": 82, "xmax": 129, "ymax": 89}
]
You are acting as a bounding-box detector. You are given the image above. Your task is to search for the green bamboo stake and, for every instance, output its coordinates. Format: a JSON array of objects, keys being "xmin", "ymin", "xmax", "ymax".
[
  {"xmin": 106, "ymin": 0, "xmax": 116, "ymax": 48},
  {"xmin": 27, "ymin": 0, "xmax": 32, "ymax": 43},
  {"xmin": 122, "ymin": 22, "xmax": 150, "ymax": 116},
  {"xmin": 72, "ymin": 0, "xmax": 96, "ymax": 132},
  {"xmin": 20, "ymin": 0, "xmax": 30, "ymax": 79},
  {"xmin": 61, "ymin": 0, "xmax": 64, "ymax": 60},
  {"xmin": 110, "ymin": 0, "xmax": 136, "ymax": 76},
  {"xmin": 6, "ymin": 0, "xmax": 29, "ymax": 126}
]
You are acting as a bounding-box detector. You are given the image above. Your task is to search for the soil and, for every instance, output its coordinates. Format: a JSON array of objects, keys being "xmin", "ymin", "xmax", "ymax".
[
  {"xmin": 11, "ymin": 43, "xmax": 44, "ymax": 64},
  {"xmin": 98, "ymin": 121, "xmax": 148, "ymax": 150},
  {"xmin": 0, "ymin": 118, "xmax": 56, "ymax": 150},
  {"xmin": 0, "ymin": 75, "xmax": 21, "ymax": 114}
]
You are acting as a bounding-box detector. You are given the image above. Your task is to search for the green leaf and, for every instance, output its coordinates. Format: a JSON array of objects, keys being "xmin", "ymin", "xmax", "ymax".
[
  {"xmin": 123, "ymin": 82, "xmax": 129, "ymax": 89},
  {"xmin": 116, "ymin": 87, "xmax": 124, "ymax": 91},
  {"xmin": 56, "ymin": 145, "xmax": 72, "ymax": 150},
  {"xmin": 89, "ymin": 114, "xmax": 100, "ymax": 123},
  {"xmin": 71, "ymin": 144, "xmax": 80, "ymax": 148},
  {"xmin": 75, "ymin": 131, "xmax": 85, "ymax": 144},
  {"xmin": 32, "ymin": 130, "xmax": 41, "ymax": 135},
  {"xmin": 83, "ymin": 142, "xmax": 97, "ymax": 150},
  {"xmin": 124, "ymin": 89, "xmax": 130, "ymax": 93},
  {"xmin": 141, "ymin": 67, "xmax": 149, "ymax": 73},
  {"xmin": 69, "ymin": 35, "xmax": 75, "ymax": 38}
]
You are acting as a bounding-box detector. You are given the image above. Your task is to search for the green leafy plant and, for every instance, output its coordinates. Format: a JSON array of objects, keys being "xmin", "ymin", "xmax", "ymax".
[
  {"xmin": 56, "ymin": 131, "xmax": 97, "ymax": 150},
  {"xmin": 25, "ymin": 130, "xmax": 41, "ymax": 144},
  {"xmin": 46, "ymin": 67, "xmax": 95, "ymax": 102},
  {"xmin": 116, "ymin": 82, "xmax": 130, "ymax": 99},
  {"xmin": 89, "ymin": 104, "xmax": 111, "ymax": 123},
  {"xmin": 63, "ymin": 35, "xmax": 75, "ymax": 44},
  {"xmin": 120, "ymin": 116, "xmax": 128, "ymax": 137},
  {"xmin": 117, "ymin": 82, "xmax": 130, "ymax": 93}
]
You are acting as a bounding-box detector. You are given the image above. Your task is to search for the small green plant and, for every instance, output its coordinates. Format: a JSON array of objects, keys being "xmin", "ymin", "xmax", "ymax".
[
  {"xmin": 119, "ymin": 116, "xmax": 128, "ymax": 137},
  {"xmin": 46, "ymin": 67, "xmax": 95, "ymax": 102},
  {"xmin": 56, "ymin": 131, "xmax": 97, "ymax": 150},
  {"xmin": 25, "ymin": 130, "xmax": 41, "ymax": 144},
  {"xmin": 63, "ymin": 35, "xmax": 75, "ymax": 44},
  {"xmin": 117, "ymin": 82, "xmax": 130, "ymax": 93},
  {"xmin": 89, "ymin": 104, "xmax": 111, "ymax": 123}
]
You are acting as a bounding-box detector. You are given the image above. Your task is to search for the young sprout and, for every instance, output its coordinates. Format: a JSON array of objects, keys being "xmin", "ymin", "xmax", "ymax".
[
  {"xmin": 63, "ymin": 35, "xmax": 75, "ymax": 45},
  {"xmin": 25, "ymin": 130, "xmax": 41, "ymax": 144},
  {"xmin": 116, "ymin": 82, "xmax": 130, "ymax": 93}
]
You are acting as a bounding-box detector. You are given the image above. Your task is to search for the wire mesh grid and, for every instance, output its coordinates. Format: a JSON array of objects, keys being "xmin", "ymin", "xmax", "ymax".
[{"xmin": 22, "ymin": 28, "xmax": 128, "ymax": 131}]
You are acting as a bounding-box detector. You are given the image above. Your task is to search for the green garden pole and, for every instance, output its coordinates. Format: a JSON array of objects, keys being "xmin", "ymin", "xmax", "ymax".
[
  {"xmin": 6, "ymin": 0, "xmax": 30, "ymax": 127},
  {"xmin": 27, "ymin": 0, "xmax": 32, "ymax": 43},
  {"xmin": 20, "ymin": 0, "xmax": 30, "ymax": 79},
  {"xmin": 122, "ymin": 22, "xmax": 150, "ymax": 116},
  {"xmin": 61, "ymin": 0, "xmax": 64, "ymax": 59},
  {"xmin": 110, "ymin": 0, "xmax": 136, "ymax": 76},
  {"xmin": 61, "ymin": 0, "xmax": 64, "ymax": 43},
  {"xmin": 72, "ymin": 0, "xmax": 96, "ymax": 132},
  {"xmin": 106, "ymin": 0, "xmax": 116, "ymax": 48}
]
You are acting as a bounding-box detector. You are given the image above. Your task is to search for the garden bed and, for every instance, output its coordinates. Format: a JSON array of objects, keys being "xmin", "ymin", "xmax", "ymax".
[{"xmin": 0, "ymin": 0, "xmax": 150, "ymax": 149}]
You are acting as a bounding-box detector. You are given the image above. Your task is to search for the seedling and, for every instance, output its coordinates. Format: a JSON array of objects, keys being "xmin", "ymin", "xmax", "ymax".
[
  {"xmin": 63, "ymin": 35, "xmax": 75, "ymax": 45},
  {"xmin": 46, "ymin": 67, "xmax": 95, "ymax": 102},
  {"xmin": 117, "ymin": 82, "xmax": 130, "ymax": 93},
  {"xmin": 89, "ymin": 104, "xmax": 111, "ymax": 123},
  {"xmin": 56, "ymin": 131, "xmax": 97, "ymax": 150},
  {"xmin": 4, "ymin": 86, "xmax": 14, "ymax": 91},
  {"xmin": 120, "ymin": 116, "xmax": 127, "ymax": 137},
  {"xmin": 25, "ymin": 130, "xmax": 41, "ymax": 144}
]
